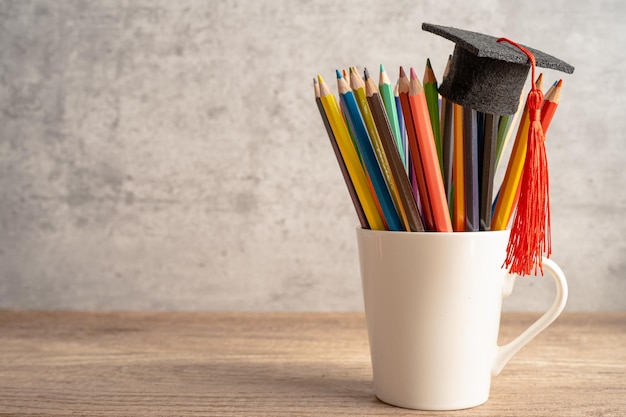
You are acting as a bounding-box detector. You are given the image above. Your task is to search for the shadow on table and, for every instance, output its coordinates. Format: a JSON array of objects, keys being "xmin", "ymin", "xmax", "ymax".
[{"xmin": 166, "ymin": 358, "xmax": 402, "ymax": 412}]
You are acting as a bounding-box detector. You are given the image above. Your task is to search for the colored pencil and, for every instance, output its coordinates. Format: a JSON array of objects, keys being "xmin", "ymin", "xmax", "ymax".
[
  {"xmin": 314, "ymin": 78, "xmax": 369, "ymax": 228},
  {"xmin": 423, "ymin": 59, "xmax": 442, "ymax": 172},
  {"xmin": 338, "ymin": 69, "xmax": 362, "ymax": 164},
  {"xmin": 337, "ymin": 71, "xmax": 403, "ymax": 231},
  {"xmin": 398, "ymin": 67, "xmax": 435, "ymax": 231},
  {"xmin": 491, "ymin": 74, "xmax": 544, "ymax": 230},
  {"xmin": 440, "ymin": 55, "xmax": 454, "ymax": 207},
  {"xmin": 491, "ymin": 88, "xmax": 526, "ymax": 217},
  {"xmin": 316, "ymin": 75, "xmax": 384, "ymax": 230},
  {"xmin": 479, "ymin": 113, "xmax": 498, "ymax": 231},
  {"xmin": 453, "ymin": 103, "xmax": 465, "ymax": 231},
  {"xmin": 540, "ymin": 79, "xmax": 562, "ymax": 131},
  {"xmin": 379, "ymin": 65, "xmax": 405, "ymax": 167},
  {"xmin": 394, "ymin": 81, "xmax": 409, "ymax": 171},
  {"xmin": 350, "ymin": 67, "xmax": 408, "ymax": 231},
  {"xmin": 495, "ymin": 88, "xmax": 526, "ymax": 170},
  {"xmin": 365, "ymin": 71, "xmax": 424, "ymax": 232},
  {"xmin": 495, "ymin": 114, "xmax": 512, "ymax": 167},
  {"xmin": 408, "ymin": 67, "xmax": 452, "ymax": 232},
  {"xmin": 504, "ymin": 79, "xmax": 563, "ymax": 228},
  {"xmin": 463, "ymin": 106, "xmax": 479, "ymax": 231}
]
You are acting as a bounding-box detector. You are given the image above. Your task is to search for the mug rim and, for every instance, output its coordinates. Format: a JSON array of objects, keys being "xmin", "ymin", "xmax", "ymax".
[{"xmin": 357, "ymin": 227, "xmax": 511, "ymax": 236}]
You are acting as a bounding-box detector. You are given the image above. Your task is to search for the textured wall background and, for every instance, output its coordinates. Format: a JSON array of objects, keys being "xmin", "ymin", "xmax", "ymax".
[{"xmin": 0, "ymin": 0, "xmax": 624, "ymax": 311}]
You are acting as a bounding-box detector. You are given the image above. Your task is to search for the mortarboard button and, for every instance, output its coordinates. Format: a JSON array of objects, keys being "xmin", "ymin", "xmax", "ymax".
[{"xmin": 422, "ymin": 23, "xmax": 575, "ymax": 115}]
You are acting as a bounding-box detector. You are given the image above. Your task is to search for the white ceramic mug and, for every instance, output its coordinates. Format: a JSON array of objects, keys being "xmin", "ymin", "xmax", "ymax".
[{"xmin": 356, "ymin": 229, "xmax": 568, "ymax": 411}]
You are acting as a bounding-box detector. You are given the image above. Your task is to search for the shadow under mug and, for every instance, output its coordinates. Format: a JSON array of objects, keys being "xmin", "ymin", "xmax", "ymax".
[{"xmin": 356, "ymin": 228, "xmax": 568, "ymax": 411}]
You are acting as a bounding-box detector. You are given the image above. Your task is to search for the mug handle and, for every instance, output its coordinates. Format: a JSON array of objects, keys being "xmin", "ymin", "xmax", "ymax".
[{"xmin": 491, "ymin": 257, "xmax": 568, "ymax": 376}]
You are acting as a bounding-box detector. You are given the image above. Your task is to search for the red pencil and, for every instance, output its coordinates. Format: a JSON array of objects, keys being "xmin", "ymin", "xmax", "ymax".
[
  {"xmin": 398, "ymin": 67, "xmax": 435, "ymax": 231},
  {"xmin": 540, "ymin": 79, "xmax": 563, "ymax": 131}
]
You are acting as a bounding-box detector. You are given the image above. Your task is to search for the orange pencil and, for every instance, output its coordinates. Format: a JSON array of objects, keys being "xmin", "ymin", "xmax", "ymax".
[
  {"xmin": 453, "ymin": 103, "xmax": 465, "ymax": 231},
  {"xmin": 407, "ymin": 68, "xmax": 452, "ymax": 232}
]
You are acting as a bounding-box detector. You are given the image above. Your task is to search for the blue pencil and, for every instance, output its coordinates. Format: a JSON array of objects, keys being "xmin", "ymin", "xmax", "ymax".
[
  {"xmin": 394, "ymin": 82, "xmax": 408, "ymax": 172},
  {"xmin": 337, "ymin": 70, "xmax": 402, "ymax": 231}
]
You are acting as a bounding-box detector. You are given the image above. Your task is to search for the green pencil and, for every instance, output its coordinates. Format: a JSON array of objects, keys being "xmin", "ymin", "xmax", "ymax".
[
  {"xmin": 378, "ymin": 64, "xmax": 405, "ymax": 167},
  {"xmin": 423, "ymin": 58, "xmax": 442, "ymax": 172},
  {"xmin": 494, "ymin": 114, "xmax": 511, "ymax": 168}
]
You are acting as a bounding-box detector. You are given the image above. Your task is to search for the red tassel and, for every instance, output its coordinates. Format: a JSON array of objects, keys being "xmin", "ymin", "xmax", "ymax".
[{"xmin": 497, "ymin": 38, "xmax": 551, "ymax": 276}]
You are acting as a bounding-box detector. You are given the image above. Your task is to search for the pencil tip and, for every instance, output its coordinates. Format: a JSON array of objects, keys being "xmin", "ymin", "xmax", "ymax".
[
  {"xmin": 556, "ymin": 79, "xmax": 563, "ymax": 87},
  {"xmin": 426, "ymin": 58, "xmax": 432, "ymax": 68},
  {"xmin": 380, "ymin": 63, "xmax": 385, "ymax": 73},
  {"xmin": 410, "ymin": 67, "xmax": 418, "ymax": 79},
  {"xmin": 317, "ymin": 74, "xmax": 324, "ymax": 83},
  {"xmin": 313, "ymin": 77, "xmax": 317, "ymax": 84},
  {"xmin": 364, "ymin": 67, "xmax": 370, "ymax": 80},
  {"xmin": 349, "ymin": 67, "xmax": 355, "ymax": 74},
  {"xmin": 335, "ymin": 69, "xmax": 342, "ymax": 79},
  {"xmin": 399, "ymin": 66, "xmax": 406, "ymax": 77}
]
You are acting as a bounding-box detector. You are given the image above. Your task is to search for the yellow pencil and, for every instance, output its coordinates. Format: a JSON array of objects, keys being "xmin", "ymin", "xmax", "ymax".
[
  {"xmin": 491, "ymin": 74, "xmax": 544, "ymax": 230},
  {"xmin": 495, "ymin": 88, "xmax": 526, "ymax": 171},
  {"xmin": 350, "ymin": 67, "xmax": 410, "ymax": 231},
  {"xmin": 317, "ymin": 75, "xmax": 385, "ymax": 230}
]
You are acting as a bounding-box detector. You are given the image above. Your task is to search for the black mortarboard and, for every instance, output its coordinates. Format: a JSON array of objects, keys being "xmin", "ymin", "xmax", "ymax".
[{"xmin": 422, "ymin": 23, "xmax": 575, "ymax": 115}]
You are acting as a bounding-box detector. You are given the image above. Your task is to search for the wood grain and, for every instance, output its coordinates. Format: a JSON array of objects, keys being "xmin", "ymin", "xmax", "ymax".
[{"xmin": 0, "ymin": 312, "xmax": 624, "ymax": 416}]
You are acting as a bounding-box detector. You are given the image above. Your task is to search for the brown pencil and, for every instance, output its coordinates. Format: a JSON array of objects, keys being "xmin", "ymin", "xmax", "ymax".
[{"xmin": 365, "ymin": 70, "xmax": 424, "ymax": 232}]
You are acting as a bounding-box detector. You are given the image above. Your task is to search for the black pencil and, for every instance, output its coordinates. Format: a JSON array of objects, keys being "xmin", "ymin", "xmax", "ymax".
[{"xmin": 480, "ymin": 113, "xmax": 498, "ymax": 231}]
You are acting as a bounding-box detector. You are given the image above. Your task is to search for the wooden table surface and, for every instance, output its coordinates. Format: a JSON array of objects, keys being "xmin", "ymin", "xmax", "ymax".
[{"xmin": 0, "ymin": 311, "xmax": 624, "ymax": 416}]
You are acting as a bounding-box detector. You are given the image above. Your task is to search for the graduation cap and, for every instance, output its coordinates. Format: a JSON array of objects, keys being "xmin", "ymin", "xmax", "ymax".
[
  {"xmin": 422, "ymin": 23, "xmax": 574, "ymax": 115},
  {"xmin": 422, "ymin": 23, "xmax": 575, "ymax": 276}
]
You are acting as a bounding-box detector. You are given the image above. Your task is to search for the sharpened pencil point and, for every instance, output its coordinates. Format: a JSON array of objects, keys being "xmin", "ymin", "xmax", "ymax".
[
  {"xmin": 380, "ymin": 63, "xmax": 385, "ymax": 73},
  {"xmin": 363, "ymin": 67, "xmax": 370, "ymax": 80},
  {"xmin": 399, "ymin": 66, "xmax": 406, "ymax": 77},
  {"xmin": 349, "ymin": 67, "xmax": 355, "ymax": 74},
  {"xmin": 426, "ymin": 58, "xmax": 432, "ymax": 69},
  {"xmin": 317, "ymin": 74, "xmax": 324, "ymax": 84},
  {"xmin": 410, "ymin": 67, "xmax": 418, "ymax": 80},
  {"xmin": 336, "ymin": 69, "xmax": 342, "ymax": 79},
  {"xmin": 556, "ymin": 79, "xmax": 563, "ymax": 87}
]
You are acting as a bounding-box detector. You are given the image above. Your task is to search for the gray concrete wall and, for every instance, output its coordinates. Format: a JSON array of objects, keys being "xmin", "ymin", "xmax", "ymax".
[{"xmin": 1, "ymin": 0, "xmax": 624, "ymax": 311}]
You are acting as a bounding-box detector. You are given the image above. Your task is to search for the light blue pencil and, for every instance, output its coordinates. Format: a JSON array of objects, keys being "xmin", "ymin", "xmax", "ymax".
[{"xmin": 394, "ymin": 81, "xmax": 409, "ymax": 172}]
